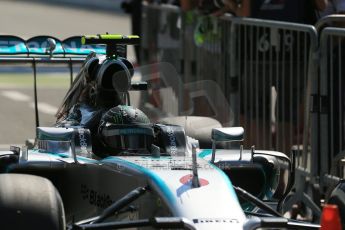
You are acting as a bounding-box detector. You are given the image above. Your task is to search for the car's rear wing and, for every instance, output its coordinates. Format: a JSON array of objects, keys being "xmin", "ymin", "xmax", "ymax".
[
  {"xmin": 0, "ymin": 34, "xmax": 139, "ymax": 132},
  {"xmin": 0, "ymin": 35, "xmax": 107, "ymax": 130},
  {"xmin": 0, "ymin": 35, "xmax": 106, "ymax": 56}
]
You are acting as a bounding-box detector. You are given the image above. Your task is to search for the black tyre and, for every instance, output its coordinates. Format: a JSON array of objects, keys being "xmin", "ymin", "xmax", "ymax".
[{"xmin": 0, "ymin": 173, "xmax": 65, "ymax": 230}]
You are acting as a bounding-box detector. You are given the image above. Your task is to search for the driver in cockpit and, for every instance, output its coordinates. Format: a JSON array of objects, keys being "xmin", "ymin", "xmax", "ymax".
[
  {"xmin": 55, "ymin": 53, "xmax": 153, "ymax": 157},
  {"xmin": 96, "ymin": 105, "xmax": 153, "ymax": 157}
]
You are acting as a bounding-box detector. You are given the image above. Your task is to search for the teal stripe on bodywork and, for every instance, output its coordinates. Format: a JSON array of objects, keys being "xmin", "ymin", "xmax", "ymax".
[
  {"xmin": 63, "ymin": 36, "xmax": 106, "ymax": 55},
  {"xmin": 198, "ymin": 149, "xmax": 212, "ymax": 158},
  {"xmin": 102, "ymin": 156, "xmax": 178, "ymax": 209},
  {"xmin": 0, "ymin": 36, "xmax": 28, "ymax": 54}
]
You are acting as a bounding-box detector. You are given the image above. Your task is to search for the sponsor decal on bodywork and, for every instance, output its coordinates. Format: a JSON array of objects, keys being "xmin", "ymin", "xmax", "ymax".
[
  {"xmin": 166, "ymin": 126, "xmax": 178, "ymax": 156},
  {"xmin": 176, "ymin": 174, "xmax": 209, "ymax": 197},
  {"xmin": 80, "ymin": 184, "xmax": 114, "ymax": 209},
  {"xmin": 76, "ymin": 128, "xmax": 91, "ymax": 157},
  {"xmin": 193, "ymin": 218, "xmax": 240, "ymax": 224},
  {"xmin": 179, "ymin": 174, "xmax": 209, "ymax": 186}
]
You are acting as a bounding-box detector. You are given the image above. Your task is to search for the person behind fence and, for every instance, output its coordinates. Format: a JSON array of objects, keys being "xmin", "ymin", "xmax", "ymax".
[
  {"xmin": 250, "ymin": 0, "xmax": 330, "ymax": 24},
  {"xmin": 177, "ymin": 0, "xmax": 247, "ymax": 150},
  {"xmin": 317, "ymin": 0, "xmax": 345, "ymax": 17},
  {"xmin": 121, "ymin": 0, "xmax": 143, "ymax": 64},
  {"xmin": 180, "ymin": 0, "xmax": 250, "ymax": 16}
]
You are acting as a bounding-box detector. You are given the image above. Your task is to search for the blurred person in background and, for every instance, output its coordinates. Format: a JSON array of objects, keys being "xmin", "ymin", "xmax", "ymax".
[
  {"xmin": 180, "ymin": 0, "xmax": 250, "ymax": 16},
  {"xmin": 122, "ymin": 0, "xmax": 181, "ymax": 64},
  {"xmin": 175, "ymin": 0, "xmax": 336, "ymax": 24},
  {"xmin": 122, "ymin": 0, "xmax": 143, "ymax": 64},
  {"xmin": 317, "ymin": 0, "xmax": 345, "ymax": 17},
  {"xmin": 178, "ymin": 1, "xmax": 251, "ymax": 129},
  {"xmin": 250, "ymin": 0, "xmax": 323, "ymax": 24}
]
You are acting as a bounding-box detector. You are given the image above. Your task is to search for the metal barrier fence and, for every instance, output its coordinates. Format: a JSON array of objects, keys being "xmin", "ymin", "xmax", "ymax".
[
  {"xmin": 228, "ymin": 18, "xmax": 320, "ymax": 217},
  {"xmin": 229, "ymin": 18, "xmax": 318, "ymax": 159},
  {"xmin": 320, "ymin": 27, "xmax": 345, "ymax": 188},
  {"xmin": 315, "ymin": 14, "xmax": 345, "ymax": 32},
  {"xmin": 141, "ymin": 4, "xmax": 318, "ymax": 164}
]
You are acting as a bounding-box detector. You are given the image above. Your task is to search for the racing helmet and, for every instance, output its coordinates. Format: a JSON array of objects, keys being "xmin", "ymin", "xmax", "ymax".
[{"xmin": 98, "ymin": 105, "xmax": 154, "ymax": 155}]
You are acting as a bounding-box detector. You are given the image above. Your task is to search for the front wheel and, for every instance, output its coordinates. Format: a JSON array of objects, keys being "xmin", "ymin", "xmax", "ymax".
[{"xmin": 0, "ymin": 173, "xmax": 66, "ymax": 230}]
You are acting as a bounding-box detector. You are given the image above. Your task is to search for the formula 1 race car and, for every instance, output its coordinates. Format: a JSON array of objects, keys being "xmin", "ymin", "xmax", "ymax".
[{"xmin": 0, "ymin": 35, "xmax": 321, "ymax": 230}]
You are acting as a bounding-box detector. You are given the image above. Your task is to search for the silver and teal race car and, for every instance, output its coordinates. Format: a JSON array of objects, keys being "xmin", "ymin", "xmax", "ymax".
[{"xmin": 0, "ymin": 35, "xmax": 320, "ymax": 230}]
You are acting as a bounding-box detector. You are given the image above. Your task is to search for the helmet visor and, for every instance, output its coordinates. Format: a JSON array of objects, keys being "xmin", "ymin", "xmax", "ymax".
[{"xmin": 102, "ymin": 124, "xmax": 153, "ymax": 154}]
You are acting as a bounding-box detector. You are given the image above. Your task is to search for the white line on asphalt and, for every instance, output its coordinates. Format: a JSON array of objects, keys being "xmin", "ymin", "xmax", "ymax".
[
  {"xmin": 30, "ymin": 102, "xmax": 58, "ymax": 115},
  {"xmin": 1, "ymin": 90, "xmax": 58, "ymax": 115},
  {"xmin": 1, "ymin": 90, "xmax": 31, "ymax": 102}
]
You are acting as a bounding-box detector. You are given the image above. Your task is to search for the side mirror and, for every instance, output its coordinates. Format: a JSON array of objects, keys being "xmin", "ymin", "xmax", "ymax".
[
  {"xmin": 211, "ymin": 127, "xmax": 244, "ymax": 142},
  {"xmin": 36, "ymin": 127, "xmax": 92, "ymax": 160},
  {"xmin": 211, "ymin": 127, "xmax": 244, "ymax": 163}
]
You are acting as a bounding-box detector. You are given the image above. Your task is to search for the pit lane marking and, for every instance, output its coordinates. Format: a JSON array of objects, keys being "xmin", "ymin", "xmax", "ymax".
[
  {"xmin": 1, "ymin": 90, "xmax": 58, "ymax": 115},
  {"xmin": 1, "ymin": 90, "xmax": 31, "ymax": 102},
  {"xmin": 29, "ymin": 102, "xmax": 58, "ymax": 115}
]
